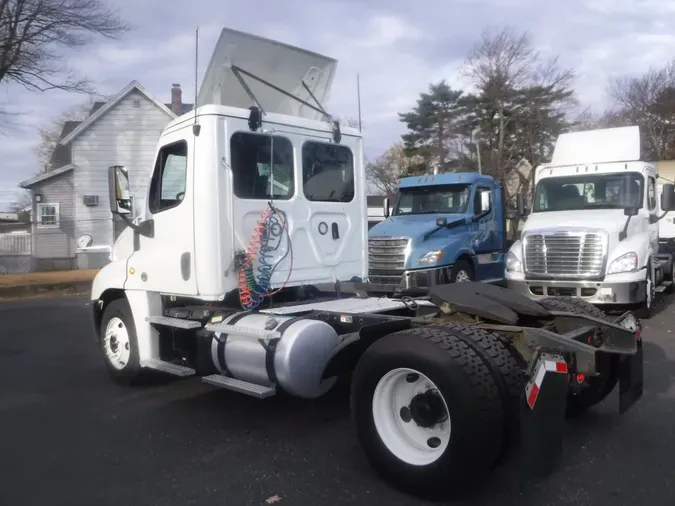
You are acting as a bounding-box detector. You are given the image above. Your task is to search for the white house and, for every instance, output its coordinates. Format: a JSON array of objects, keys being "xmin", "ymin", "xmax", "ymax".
[{"xmin": 18, "ymin": 81, "xmax": 192, "ymax": 270}]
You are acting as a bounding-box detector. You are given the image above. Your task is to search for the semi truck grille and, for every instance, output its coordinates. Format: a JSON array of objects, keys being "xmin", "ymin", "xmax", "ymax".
[
  {"xmin": 368, "ymin": 236, "xmax": 411, "ymax": 285},
  {"xmin": 523, "ymin": 231, "xmax": 607, "ymax": 277}
]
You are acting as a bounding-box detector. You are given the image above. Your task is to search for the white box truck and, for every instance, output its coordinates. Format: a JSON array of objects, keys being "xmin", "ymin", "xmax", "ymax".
[
  {"xmin": 80, "ymin": 28, "xmax": 644, "ymax": 500},
  {"xmin": 505, "ymin": 126, "xmax": 675, "ymax": 317}
]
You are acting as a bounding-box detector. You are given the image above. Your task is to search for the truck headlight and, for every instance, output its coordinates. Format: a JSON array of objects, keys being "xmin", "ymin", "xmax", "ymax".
[
  {"xmin": 506, "ymin": 250, "xmax": 522, "ymax": 273},
  {"xmin": 608, "ymin": 252, "xmax": 638, "ymax": 274},
  {"xmin": 416, "ymin": 250, "xmax": 443, "ymax": 266}
]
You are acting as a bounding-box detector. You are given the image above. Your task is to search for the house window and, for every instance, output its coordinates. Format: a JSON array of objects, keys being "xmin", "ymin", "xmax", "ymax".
[
  {"xmin": 148, "ymin": 140, "xmax": 188, "ymax": 214},
  {"xmin": 37, "ymin": 203, "xmax": 59, "ymax": 228},
  {"xmin": 230, "ymin": 131, "xmax": 294, "ymax": 200},
  {"xmin": 302, "ymin": 141, "xmax": 354, "ymax": 202}
]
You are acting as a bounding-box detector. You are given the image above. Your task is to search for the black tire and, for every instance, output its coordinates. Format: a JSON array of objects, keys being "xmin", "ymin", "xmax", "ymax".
[
  {"xmin": 450, "ymin": 259, "xmax": 474, "ymax": 283},
  {"xmin": 427, "ymin": 322, "xmax": 523, "ymax": 462},
  {"xmin": 540, "ymin": 296, "xmax": 607, "ymax": 320},
  {"xmin": 538, "ymin": 297, "xmax": 619, "ymax": 417},
  {"xmin": 350, "ymin": 327, "xmax": 504, "ymax": 500},
  {"xmin": 99, "ymin": 298, "xmax": 144, "ymax": 385},
  {"xmin": 636, "ymin": 261, "xmax": 655, "ymax": 319}
]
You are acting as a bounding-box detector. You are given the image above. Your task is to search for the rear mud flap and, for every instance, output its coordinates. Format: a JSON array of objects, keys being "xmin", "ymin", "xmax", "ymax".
[
  {"xmin": 619, "ymin": 337, "xmax": 643, "ymax": 414},
  {"xmin": 519, "ymin": 353, "xmax": 569, "ymax": 485}
]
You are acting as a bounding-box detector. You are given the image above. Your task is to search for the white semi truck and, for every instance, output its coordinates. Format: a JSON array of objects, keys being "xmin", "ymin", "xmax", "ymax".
[
  {"xmin": 82, "ymin": 28, "xmax": 645, "ymax": 500},
  {"xmin": 506, "ymin": 126, "xmax": 675, "ymax": 318}
]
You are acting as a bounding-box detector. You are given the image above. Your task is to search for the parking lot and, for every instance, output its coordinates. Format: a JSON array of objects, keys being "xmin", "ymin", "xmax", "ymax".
[{"xmin": 1, "ymin": 295, "xmax": 674, "ymax": 506}]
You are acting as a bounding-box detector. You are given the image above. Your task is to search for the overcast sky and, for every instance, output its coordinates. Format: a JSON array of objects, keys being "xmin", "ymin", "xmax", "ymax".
[{"xmin": 1, "ymin": 0, "xmax": 674, "ymax": 210}]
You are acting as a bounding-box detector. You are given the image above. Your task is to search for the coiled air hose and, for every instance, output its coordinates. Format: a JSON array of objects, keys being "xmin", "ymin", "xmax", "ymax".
[{"xmin": 238, "ymin": 203, "xmax": 293, "ymax": 310}]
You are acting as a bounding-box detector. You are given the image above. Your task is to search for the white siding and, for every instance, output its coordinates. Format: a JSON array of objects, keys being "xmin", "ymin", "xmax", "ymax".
[
  {"xmin": 31, "ymin": 171, "xmax": 76, "ymax": 260},
  {"xmin": 71, "ymin": 89, "xmax": 174, "ymax": 252}
]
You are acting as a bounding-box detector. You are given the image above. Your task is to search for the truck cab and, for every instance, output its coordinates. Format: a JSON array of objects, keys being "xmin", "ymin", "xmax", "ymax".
[
  {"xmin": 367, "ymin": 172, "xmax": 508, "ymax": 289},
  {"xmin": 506, "ymin": 126, "xmax": 675, "ymax": 316}
]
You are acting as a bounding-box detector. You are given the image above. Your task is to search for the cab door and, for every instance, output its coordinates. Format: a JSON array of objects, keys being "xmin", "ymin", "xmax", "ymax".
[
  {"xmin": 470, "ymin": 184, "xmax": 503, "ymax": 280},
  {"xmin": 124, "ymin": 130, "xmax": 197, "ymax": 295},
  {"xmin": 647, "ymin": 173, "xmax": 659, "ymax": 254}
]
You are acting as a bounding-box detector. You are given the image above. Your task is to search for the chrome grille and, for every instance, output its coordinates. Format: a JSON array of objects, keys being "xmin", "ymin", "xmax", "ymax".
[
  {"xmin": 368, "ymin": 236, "xmax": 411, "ymax": 284},
  {"xmin": 524, "ymin": 231, "xmax": 607, "ymax": 277}
]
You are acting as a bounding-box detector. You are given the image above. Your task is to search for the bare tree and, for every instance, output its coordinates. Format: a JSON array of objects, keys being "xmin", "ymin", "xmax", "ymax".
[
  {"xmin": 8, "ymin": 189, "xmax": 31, "ymax": 211},
  {"xmin": 462, "ymin": 26, "xmax": 576, "ymax": 196},
  {"xmin": 607, "ymin": 61, "xmax": 675, "ymax": 160},
  {"xmin": 0, "ymin": 0, "xmax": 131, "ymax": 106},
  {"xmin": 34, "ymin": 93, "xmax": 108, "ymax": 170},
  {"xmin": 366, "ymin": 142, "xmax": 422, "ymax": 197}
]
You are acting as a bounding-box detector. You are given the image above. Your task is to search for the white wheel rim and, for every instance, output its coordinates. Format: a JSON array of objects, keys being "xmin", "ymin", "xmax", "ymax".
[
  {"xmin": 455, "ymin": 270, "xmax": 471, "ymax": 282},
  {"xmin": 103, "ymin": 317, "xmax": 131, "ymax": 370},
  {"xmin": 372, "ymin": 367, "xmax": 451, "ymax": 466}
]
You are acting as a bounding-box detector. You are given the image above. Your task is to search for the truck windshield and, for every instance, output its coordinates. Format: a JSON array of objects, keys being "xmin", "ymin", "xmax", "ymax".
[
  {"xmin": 392, "ymin": 184, "xmax": 470, "ymax": 215},
  {"xmin": 533, "ymin": 172, "xmax": 644, "ymax": 212}
]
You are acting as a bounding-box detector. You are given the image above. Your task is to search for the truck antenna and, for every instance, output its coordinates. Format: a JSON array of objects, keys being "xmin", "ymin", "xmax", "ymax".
[
  {"xmin": 192, "ymin": 26, "xmax": 200, "ymax": 136},
  {"xmin": 356, "ymin": 72, "xmax": 362, "ymax": 132}
]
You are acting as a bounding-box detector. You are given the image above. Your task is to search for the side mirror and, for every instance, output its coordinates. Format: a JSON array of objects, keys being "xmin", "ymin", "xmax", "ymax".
[
  {"xmin": 661, "ymin": 183, "xmax": 675, "ymax": 211},
  {"xmin": 108, "ymin": 165, "xmax": 131, "ymax": 215},
  {"xmin": 480, "ymin": 190, "xmax": 491, "ymax": 213},
  {"xmin": 383, "ymin": 197, "xmax": 390, "ymax": 219},
  {"xmin": 436, "ymin": 217, "xmax": 447, "ymax": 227},
  {"xmin": 505, "ymin": 209, "xmax": 519, "ymax": 220},
  {"xmin": 624, "ymin": 206, "xmax": 639, "ymax": 216}
]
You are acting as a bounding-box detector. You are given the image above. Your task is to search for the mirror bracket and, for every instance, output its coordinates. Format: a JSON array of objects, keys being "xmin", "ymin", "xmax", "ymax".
[{"xmin": 122, "ymin": 215, "xmax": 154, "ymax": 238}]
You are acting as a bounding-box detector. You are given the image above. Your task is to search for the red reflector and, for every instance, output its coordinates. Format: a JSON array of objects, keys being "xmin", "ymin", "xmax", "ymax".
[
  {"xmin": 556, "ymin": 362, "xmax": 568, "ymax": 373},
  {"xmin": 576, "ymin": 373, "xmax": 585, "ymax": 383},
  {"xmin": 527, "ymin": 384, "xmax": 540, "ymax": 409},
  {"xmin": 636, "ymin": 329, "xmax": 641, "ymax": 341}
]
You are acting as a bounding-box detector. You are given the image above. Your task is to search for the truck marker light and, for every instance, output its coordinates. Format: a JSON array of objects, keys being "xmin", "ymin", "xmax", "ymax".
[
  {"xmin": 129, "ymin": 268, "xmax": 135, "ymax": 275},
  {"xmin": 525, "ymin": 357, "xmax": 569, "ymax": 410},
  {"xmin": 576, "ymin": 373, "xmax": 585, "ymax": 384}
]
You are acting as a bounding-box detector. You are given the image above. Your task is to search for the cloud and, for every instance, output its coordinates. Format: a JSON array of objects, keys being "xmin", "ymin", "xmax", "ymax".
[{"xmin": 1, "ymin": 0, "xmax": 674, "ymax": 210}]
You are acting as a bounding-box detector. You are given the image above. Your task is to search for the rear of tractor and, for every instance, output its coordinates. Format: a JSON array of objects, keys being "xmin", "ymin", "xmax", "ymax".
[{"xmin": 349, "ymin": 282, "xmax": 642, "ymax": 500}]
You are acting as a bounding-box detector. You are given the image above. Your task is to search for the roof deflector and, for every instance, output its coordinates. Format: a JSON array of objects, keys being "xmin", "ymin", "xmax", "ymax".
[
  {"xmin": 551, "ymin": 126, "xmax": 641, "ymax": 166},
  {"xmin": 197, "ymin": 27, "xmax": 338, "ymax": 122}
]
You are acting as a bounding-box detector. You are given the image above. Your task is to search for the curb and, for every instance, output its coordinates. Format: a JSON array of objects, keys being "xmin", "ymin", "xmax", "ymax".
[{"xmin": 0, "ymin": 280, "xmax": 92, "ymax": 299}]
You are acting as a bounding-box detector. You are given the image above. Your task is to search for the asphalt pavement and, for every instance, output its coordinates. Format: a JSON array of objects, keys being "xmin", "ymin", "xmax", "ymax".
[{"xmin": 1, "ymin": 295, "xmax": 674, "ymax": 506}]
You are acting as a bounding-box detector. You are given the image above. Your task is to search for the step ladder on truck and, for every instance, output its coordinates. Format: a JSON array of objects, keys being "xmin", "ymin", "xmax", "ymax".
[
  {"xmin": 505, "ymin": 126, "xmax": 675, "ymax": 318},
  {"xmin": 80, "ymin": 27, "xmax": 645, "ymax": 500}
]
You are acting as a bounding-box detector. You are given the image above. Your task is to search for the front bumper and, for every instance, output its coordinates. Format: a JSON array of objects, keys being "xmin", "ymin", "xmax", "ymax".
[
  {"xmin": 368, "ymin": 265, "xmax": 450, "ymax": 290},
  {"xmin": 506, "ymin": 272, "xmax": 647, "ymax": 305}
]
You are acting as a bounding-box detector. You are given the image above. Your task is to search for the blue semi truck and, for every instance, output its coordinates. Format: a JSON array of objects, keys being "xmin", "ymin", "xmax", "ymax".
[{"xmin": 367, "ymin": 172, "xmax": 515, "ymax": 289}]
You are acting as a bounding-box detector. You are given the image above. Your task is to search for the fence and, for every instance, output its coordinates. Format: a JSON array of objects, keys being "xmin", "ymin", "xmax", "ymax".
[{"xmin": 0, "ymin": 232, "xmax": 33, "ymax": 274}]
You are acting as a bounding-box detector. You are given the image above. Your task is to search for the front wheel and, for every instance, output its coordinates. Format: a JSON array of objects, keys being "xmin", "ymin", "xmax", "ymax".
[
  {"xmin": 99, "ymin": 298, "xmax": 144, "ymax": 385},
  {"xmin": 350, "ymin": 327, "xmax": 503, "ymax": 500},
  {"xmin": 450, "ymin": 259, "xmax": 474, "ymax": 283},
  {"xmin": 636, "ymin": 262, "xmax": 655, "ymax": 319}
]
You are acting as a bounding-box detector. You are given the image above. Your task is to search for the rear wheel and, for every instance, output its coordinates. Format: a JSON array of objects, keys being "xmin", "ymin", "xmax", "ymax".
[
  {"xmin": 539, "ymin": 297, "xmax": 619, "ymax": 417},
  {"xmin": 351, "ymin": 327, "xmax": 503, "ymax": 500}
]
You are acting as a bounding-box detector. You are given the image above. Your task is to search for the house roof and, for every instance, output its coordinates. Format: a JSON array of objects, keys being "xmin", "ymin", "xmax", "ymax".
[
  {"xmin": 19, "ymin": 164, "xmax": 75, "ymax": 189},
  {"xmin": 59, "ymin": 81, "xmax": 179, "ymax": 146}
]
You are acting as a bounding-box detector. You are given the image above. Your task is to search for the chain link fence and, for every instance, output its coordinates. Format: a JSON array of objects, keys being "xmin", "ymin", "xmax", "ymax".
[{"xmin": 0, "ymin": 232, "xmax": 33, "ymax": 274}]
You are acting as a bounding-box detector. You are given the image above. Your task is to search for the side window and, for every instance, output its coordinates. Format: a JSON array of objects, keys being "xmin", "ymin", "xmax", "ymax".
[
  {"xmin": 230, "ymin": 132, "xmax": 294, "ymax": 200},
  {"xmin": 648, "ymin": 176, "xmax": 656, "ymax": 211},
  {"xmin": 474, "ymin": 187, "xmax": 492, "ymax": 215},
  {"xmin": 302, "ymin": 141, "xmax": 354, "ymax": 202},
  {"xmin": 148, "ymin": 140, "xmax": 188, "ymax": 214}
]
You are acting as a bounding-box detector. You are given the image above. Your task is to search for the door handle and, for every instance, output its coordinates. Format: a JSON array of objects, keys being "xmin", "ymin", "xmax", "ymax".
[{"xmin": 332, "ymin": 222, "xmax": 340, "ymax": 240}]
